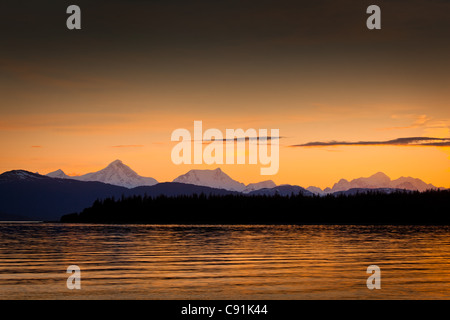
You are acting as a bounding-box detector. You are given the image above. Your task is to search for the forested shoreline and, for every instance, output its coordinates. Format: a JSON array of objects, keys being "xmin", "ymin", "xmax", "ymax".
[{"xmin": 61, "ymin": 190, "xmax": 450, "ymax": 225}]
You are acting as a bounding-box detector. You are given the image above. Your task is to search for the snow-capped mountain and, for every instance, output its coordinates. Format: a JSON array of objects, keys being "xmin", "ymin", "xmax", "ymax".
[
  {"xmin": 0, "ymin": 170, "xmax": 48, "ymax": 182},
  {"xmin": 243, "ymin": 180, "xmax": 276, "ymax": 193},
  {"xmin": 47, "ymin": 169, "xmax": 71, "ymax": 179},
  {"xmin": 332, "ymin": 188, "xmax": 412, "ymax": 196},
  {"xmin": 172, "ymin": 168, "xmax": 278, "ymax": 192},
  {"xmin": 173, "ymin": 168, "xmax": 246, "ymax": 192},
  {"xmin": 390, "ymin": 176, "xmax": 438, "ymax": 192},
  {"xmin": 330, "ymin": 172, "xmax": 392, "ymax": 192},
  {"xmin": 0, "ymin": 169, "xmax": 236, "ymax": 221},
  {"xmin": 46, "ymin": 163, "xmax": 273, "ymax": 191},
  {"xmin": 306, "ymin": 172, "xmax": 439, "ymax": 194},
  {"xmin": 44, "ymin": 163, "xmax": 443, "ymax": 193},
  {"xmin": 76, "ymin": 160, "xmax": 158, "ymax": 188},
  {"xmin": 46, "ymin": 160, "xmax": 158, "ymax": 189}
]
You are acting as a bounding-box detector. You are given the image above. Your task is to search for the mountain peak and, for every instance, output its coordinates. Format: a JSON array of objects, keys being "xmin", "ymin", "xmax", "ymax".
[
  {"xmin": 45, "ymin": 160, "xmax": 158, "ymax": 189},
  {"xmin": 306, "ymin": 186, "xmax": 325, "ymax": 195},
  {"xmin": 47, "ymin": 169, "xmax": 70, "ymax": 179},
  {"xmin": 1, "ymin": 170, "xmax": 48, "ymax": 181},
  {"xmin": 173, "ymin": 168, "xmax": 246, "ymax": 191},
  {"xmin": 109, "ymin": 159, "xmax": 124, "ymax": 166},
  {"xmin": 244, "ymin": 180, "xmax": 277, "ymax": 193},
  {"xmin": 78, "ymin": 160, "xmax": 157, "ymax": 188},
  {"xmin": 366, "ymin": 172, "xmax": 391, "ymax": 184},
  {"xmin": 370, "ymin": 172, "xmax": 390, "ymax": 179},
  {"xmin": 328, "ymin": 171, "xmax": 437, "ymax": 193}
]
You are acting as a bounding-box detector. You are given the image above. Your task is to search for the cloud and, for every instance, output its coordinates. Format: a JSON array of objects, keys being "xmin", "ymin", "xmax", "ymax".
[
  {"xmin": 381, "ymin": 114, "xmax": 432, "ymax": 131},
  {"xmin": 291, "ymin": 137, "xmax": 450, "ymax": 148},
  {"xmin": 31, "ymin": 145, "xmax": 42, "ymax": 148},
  {"xmin": 201, "ymin": 136, "xmax": 283, "ymax": 143},
  {"xmin": 195, "ymin": 136, "xmax": 284, "ymax": 145}
]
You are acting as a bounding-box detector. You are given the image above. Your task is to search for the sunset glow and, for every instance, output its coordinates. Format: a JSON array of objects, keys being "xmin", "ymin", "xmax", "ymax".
[{"xmin": 1, "ymin": 0, "xmax": 449, "ymax": 188}]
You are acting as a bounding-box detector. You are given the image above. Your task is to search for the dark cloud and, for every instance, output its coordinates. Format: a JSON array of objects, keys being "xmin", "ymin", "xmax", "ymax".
[
  {"xmin": 2, "ymin": 0, "xmax": 449, "ymax": 56},
  {"xmin": 203, "ymin": 136, "xmax": 283, "ymax": 142},
  {"xmin": 1, "ymin": 0, "xmax": 449, "ymax": 116},
  {"xmin": 292, "ymin": 137, "xmax": 450, "ymax": 147},
  {"xmin": 194, "ymin": 136, "xmax": 283, "ymax": 144}
]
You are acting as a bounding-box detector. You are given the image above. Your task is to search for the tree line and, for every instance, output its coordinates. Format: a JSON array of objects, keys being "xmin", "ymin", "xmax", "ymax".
[{"xmin": 61, "ymin": 190, "xmax": 450, "ymax": 225}]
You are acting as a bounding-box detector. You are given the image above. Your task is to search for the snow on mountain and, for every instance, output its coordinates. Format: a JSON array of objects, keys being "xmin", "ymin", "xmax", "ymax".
[
  {"xmin": 0, "ymin": 170, "xmax": 49, "ymax": 182},
  {"xmin": 46, "ymin": 160, "xmax": 158, "ymax": 189},
  {"xmin": 328, "ymin": 172, "xmax": 438, "ymax": 193},
  {"xmin": 243, "ymin": 180, "xmax": 276, "ymax": 193},
  {"xmin": 390, "ymin": 176, "xmax": 437, "ymax": 192},
  {"xmin": 173, "ymin": 168, "xmax": 246, "ymax": 192},
  {"xmin": 332, "ymin": 188, "xmax": 412, "ymax": 196},
  {"xmin": 173, "ymin": 168, "xmax": 277, "ymax": 192},
  {"xmin": 47, "ymin": 169, "xmax": 71, "ymax": 179},
  {"xmin": 42, "ymin": 163, "xmax": 442, "ymax": 193},
  {"xmin": 330, "ymin": 172, "xmax": 391, "ymax": 192},
  {"xmin": 363, "ymin": 172, "xmax": 392, "ymax": 186}
]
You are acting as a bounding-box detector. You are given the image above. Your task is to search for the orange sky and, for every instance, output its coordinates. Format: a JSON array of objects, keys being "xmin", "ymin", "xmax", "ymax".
[
  {"xmin": 1, "ymin": 0, "xmax": 449, "ymax": 189},
  {"xmin": 1, "ymin": 105, "xmax": 449, "ymax": 189}
]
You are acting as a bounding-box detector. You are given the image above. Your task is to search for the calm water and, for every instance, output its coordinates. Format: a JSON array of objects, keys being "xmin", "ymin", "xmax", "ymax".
[{"xmin": 0, "ymin": 223, "xmax": 449, "ymax": 299}]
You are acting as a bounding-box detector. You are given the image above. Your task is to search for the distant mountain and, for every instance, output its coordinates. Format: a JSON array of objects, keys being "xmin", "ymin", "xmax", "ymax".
[
  {"xmin": 47, "ymin": 169, "xmax": 71, "ymax": 179},
  {"xmin": 46, "ymin": 160, "xmax": 158, "ymax": 189},
  {"xmin": 306, "ymin": 186, "xmax": 326, "ymax": 195},
  {"xmin": 330, "ymin": 172, "xmax": 392, "ymax": 192},
  {"xmin": 173, "ymin": 168, "xmax": 245, "ymax": 191},
  {"xmin": 0, "ymin": 170, "xmax": 237, "ymax": 221},
  {"xmin": 307, "ymin": 172, "xmax": 440, "ymax": 194},
  {"xmin": 0, "ymin": 170, "xmax": 49, "ymax": 182},
  {"xmin": 1, "ymin": 170, "xmax": 128, "ymax": 221},
  {"xmin": 332, "ymin": 188, "xmax": 412, "ymax": 197},
  {"xmin": 248, "ymin": 185, "xmax": 314, "ymax": 197},
  {"xmin": 76, "ymin": 160, "xmax": 158, "ymax": 188},
  {"xmin": 173, "ymin": 168, "xmax": 277, "ymax": 192},
  {"xmin": 3, "ymin": 162, "xmax": 447, "ymax": 222},
  {"xmin": 390, "ymin": 176, "xmax": 439, "ymax": 192},
  {"xmin": 47, "ymin": 163, "xmax": 275, "ymax": 192},
  {"xmin": 243, "ymin": 180, "xmax": 276, "ymax": 193}
]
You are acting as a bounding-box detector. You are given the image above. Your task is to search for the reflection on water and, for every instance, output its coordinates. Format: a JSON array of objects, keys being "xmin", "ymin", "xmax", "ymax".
[{"xmin": 0, "ymin": 223, "xmax": 449, "ymax": 299}]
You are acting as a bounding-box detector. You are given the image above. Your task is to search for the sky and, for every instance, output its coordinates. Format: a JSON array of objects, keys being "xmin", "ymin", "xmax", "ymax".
[{"xmin": 1, "ymin": 0, "xmax": 449, "ymax": 188}]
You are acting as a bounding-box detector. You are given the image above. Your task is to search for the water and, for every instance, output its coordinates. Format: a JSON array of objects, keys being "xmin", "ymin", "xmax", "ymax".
[{"xmin": 0, "ymin": 223, "xmax": 449, "ymax": 299}]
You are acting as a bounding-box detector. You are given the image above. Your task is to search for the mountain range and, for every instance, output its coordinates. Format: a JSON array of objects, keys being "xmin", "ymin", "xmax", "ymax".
[
  {"xmin": 0, "ymin": 170, "xmax": 238, "ymax": 221},
  {"xmin": 0, "ymin": 160, "xmax": 444, "ymax": 221},
  {"xmin": 47, "ymin": 160, "xmax": 158, "ymax": 189},
  {"xmin": 47, "ymin": 160, "xmax": 276, "ymax": 192},
  {"xmin": 306, "ymin": 172, "xmax": 441, "ymax": 194},
  {"xmin": 44, "ymin": 160, "xmax": 441, "ymax": 193},
  {"xmin": 173, "ymin": 168, "xmax": 276, "ymax": 192}
]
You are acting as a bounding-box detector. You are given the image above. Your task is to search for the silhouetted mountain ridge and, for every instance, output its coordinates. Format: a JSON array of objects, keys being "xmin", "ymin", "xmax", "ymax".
[
  {"xmin": 0, "ymin": 170, "xmax": 237, "ymax": 221},
  {"xmin": 0, "ymin": 166, "xmax": 446, "ymax": 222}
]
